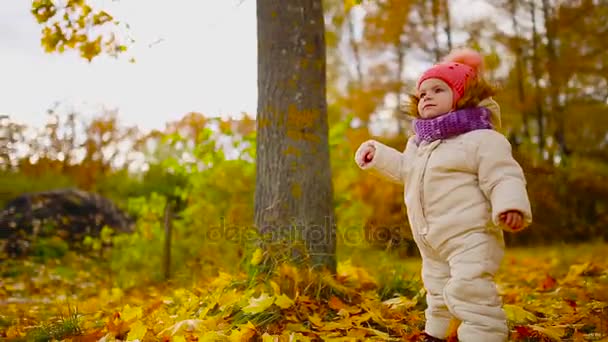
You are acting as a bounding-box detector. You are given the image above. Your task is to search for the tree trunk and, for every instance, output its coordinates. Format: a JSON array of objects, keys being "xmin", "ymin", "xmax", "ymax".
[
  {"xmin": 255, "ymin": 0, "xmax": 336, "ymax": 272},
  {"xmin": 541, "ymin": 0, "xmax": 569, "ymax": 158},
  {"xmin": 347, "ymin": 9, "xmax": 364, "ymax": 85},
  {"xmin": 530, "ymin": 0, "xmax": 546, "ymax": 157},
  {"xmin": 163, "ymin": 201, "xmax": 172, "ymax": 281},
  {"xmin": 442, "ymin": 0, "xmax": 452, "ymax": 51},
  {"xmin": 509, "ymin": 0, "xmax": 530, "ymax": 138},
  {"xmin": 431, "ymin": 0, "xmax": 442, "ymax": 62}
]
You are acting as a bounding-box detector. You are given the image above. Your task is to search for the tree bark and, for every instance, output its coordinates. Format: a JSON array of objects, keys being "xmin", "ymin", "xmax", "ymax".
[
  {"xmin": 347, "ymin": 9, "xmax": 364, "ymax": 85},
  {"xmin": 509, "ymin": 0, "xmax": 530, "ymax": 138},
  {"xmin": 255, "ymin": 0, "xmax": 336, "ymax": 272},
  {"xmin": 530, "ymin": 0, "xmax": 546, "ymax": 157},
  {"xmin": 541, "ymin": 0, "xmax": 569, "ymax": 158},
  {"xmin": 163, "ymin": 201, "xmax": 172, "ymax": 280},
  {"xmin": 442, "ymin": 0, "xmax": 452, "ymax": 51}
]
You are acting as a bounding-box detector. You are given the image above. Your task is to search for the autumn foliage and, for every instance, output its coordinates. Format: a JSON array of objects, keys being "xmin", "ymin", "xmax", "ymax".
[{"xmin": 1, "ymin": 0, "xmax": 608, "ymax": 340}]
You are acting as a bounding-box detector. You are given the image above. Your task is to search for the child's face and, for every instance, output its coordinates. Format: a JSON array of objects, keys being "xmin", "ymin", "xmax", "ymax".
[{"xmin": 417, "ymin": 78, "xmax": 454, "ymax": 119}]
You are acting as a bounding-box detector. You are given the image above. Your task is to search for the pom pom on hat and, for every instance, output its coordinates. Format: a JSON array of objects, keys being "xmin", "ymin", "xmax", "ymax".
[
  {"xmin": 442, "ymin": 48, "xmax": 484, "ymax": 72},
  {"xmin": 417, "ymin": 48, "xmax": 484, "ymax": 106}
]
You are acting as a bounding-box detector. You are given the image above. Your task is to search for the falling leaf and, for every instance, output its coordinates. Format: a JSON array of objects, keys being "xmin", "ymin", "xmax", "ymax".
[{"xmin": 242, "ymin": 292, "xmax": 275, "ymax": 314}]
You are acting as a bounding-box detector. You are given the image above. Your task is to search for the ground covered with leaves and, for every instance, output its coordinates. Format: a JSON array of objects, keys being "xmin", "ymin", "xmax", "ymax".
[{"xmin": 1, "ymin": 242, "xmax": 607, "ymax": 341}]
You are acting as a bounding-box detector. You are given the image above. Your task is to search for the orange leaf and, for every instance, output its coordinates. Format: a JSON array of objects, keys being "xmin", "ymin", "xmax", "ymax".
[
  {"xmin": 539, "ymin": 274, "xmax": 557, "ymax": 291},
  {"xmin": 328, "ymin": 296, "xmax": 347, "ymax": 311}
]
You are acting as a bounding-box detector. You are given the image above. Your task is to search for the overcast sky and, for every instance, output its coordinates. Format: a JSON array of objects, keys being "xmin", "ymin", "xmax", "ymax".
[
  {"xmin": 1, "ymin": 0, "xmax": 257, "ymax": 132},
  {"xmin": 1, "ymin": 0, "xmax": 497, "ymax": 133}
]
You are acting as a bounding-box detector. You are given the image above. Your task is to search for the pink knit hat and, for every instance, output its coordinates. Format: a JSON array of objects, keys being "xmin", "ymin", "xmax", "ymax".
[{"xmin": 417, "ymin": 48, "xmax": 483, "ymax": 106}]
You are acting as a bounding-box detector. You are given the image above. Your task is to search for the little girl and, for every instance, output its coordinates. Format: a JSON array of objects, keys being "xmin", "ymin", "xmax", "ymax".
[{"xmin": 355, "ymin": 49, "xmax": 532, "ymax": 342}]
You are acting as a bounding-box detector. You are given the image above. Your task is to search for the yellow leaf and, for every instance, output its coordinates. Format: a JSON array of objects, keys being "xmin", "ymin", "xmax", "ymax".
[
  {"xmin": 229, "ymin": 321, "xmax": 256, "ymax": 342},
  {"xmin": 126, "ymin": 320, "xmax": 147, "ymax": 341},
  {"xmin": 347, "ymin": 328, "xmax": 368, "ymax": 338},
  {"xmin": 308, "ymin": 313, "xmax": 323, "ymax": 327},
  {"xmin": 218, "ymin": 289, "xmax": 242, "ymax": 310},
  {"xmin": 209, "ymin": 272, "xmax": 233, "ymax": 288},
  {"xmin": 173, "ymin": 336, "xmax": 186, "ymax": 342},
  {"xmin": 242, "ymin": 292, "xmax": 275, "ymax": 314},
  {"xmin": 528, "ymin": 325, "xmax": 564, "ymax": 341},
  {"xmin": 565, "ymin": 262, "xmax": 589, "ymax": 281},
  {"xmin": 269, "ymin": 280, "xmax": 281, "ymax": 295},
  {"xmin": 357, "ymin": 326, "xmax": 390, "ymax": 339},
  {"xmin": 337, "ymin": 260, "xmax": 377, "ymax": 289},
  {"xmin": 251, "ymin": 248, "xmax": 264, "ymax": 266},
  {"xmin": 564, "ymin": 262, "xmax": 600, "ymax": 283},
  {"xmin": 262, "ymin": 332, "xmax": 277, "ymax": 342},
  {"xmin": 382, "ymin": 296, "xmax": 417, "ymax": 310},
  {"xmin": 158, "ymin": 319, "xmax": 204, "ymax": 337},
  {"xmin": 504, "ymin": 304, "xmax": 537, "ymax": 324},
  {"xmin": 197, "ymin": 331, "xmax": 226, "ymax": 342},
  {"xmin": 274, "ymin": 293, "xmax": 294, "ymax": 309},
  {"xmin": 121, "ymin": 305, "xmax": 142, "ymax": 321}
]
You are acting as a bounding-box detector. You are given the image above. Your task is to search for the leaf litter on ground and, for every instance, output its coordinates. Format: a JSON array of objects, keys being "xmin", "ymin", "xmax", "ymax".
[{"xmin": 0, "ymin": 242, "xmax": 607, "ymax": 341}]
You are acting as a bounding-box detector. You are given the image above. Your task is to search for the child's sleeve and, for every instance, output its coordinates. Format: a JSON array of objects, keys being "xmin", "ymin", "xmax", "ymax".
[
  {"xmin": 355, "ymin": 137, "xmax": 416, "ymax": 185},
  {"xmin": 476, "ymin": 131, "xmax": 533, "ymax": 230}
]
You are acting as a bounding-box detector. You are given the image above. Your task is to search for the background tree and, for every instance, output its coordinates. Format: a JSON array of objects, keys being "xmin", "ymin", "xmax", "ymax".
[{"xmin": 255, "ymin": 0, "xmax": 336, "ymax": 271}]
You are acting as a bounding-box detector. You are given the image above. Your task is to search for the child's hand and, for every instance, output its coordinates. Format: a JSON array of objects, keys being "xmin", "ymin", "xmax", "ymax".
[
  {"xmin": 355, "ymin": 142, "xmax": 376, "ymax": 167},
  {"xmin": 499, "ymin": 210, "xmax": 524, "ymax": 231}
]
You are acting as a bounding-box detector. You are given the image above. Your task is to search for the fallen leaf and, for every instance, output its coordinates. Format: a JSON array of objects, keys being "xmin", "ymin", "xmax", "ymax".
[
  {"xmin": 251, "ymin": 248, "xmax": 264, "ymax": 266},
  {"xmin": 242, "ymin": 292, "xmax": 274, "ymax": 314},
  {"xmin": 504, "ymin": 304, "xmax": 538, "ymax": 324},
  {"xmin": 382, "ymin": 296, "xmax": 417, "ymax": 310},
  {"xmin": 229, "ymin": 321, "xmax": 256, "ymax": 342},
  {"xmin": 126, "ymin": 320, "xmax": 148, "ymax": 341},
  {"xmin": 275, "ymin": 293, "xmax": 294, "ymax": 309},
  {"xmin": 121, "ymin": 305, "xmax": 142, "ymax": 322},
  {"xmin": 539, "ymin": 274, "xmax": 557, "ymax": 291},
  {"xmin": 328, "ymin": 296, "xmax": 347, "ymax": 310}
]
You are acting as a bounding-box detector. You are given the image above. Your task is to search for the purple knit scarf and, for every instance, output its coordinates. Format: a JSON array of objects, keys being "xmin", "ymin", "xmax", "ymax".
[{"xmin": 413, "ymin": 106, "xmax": 493, "ymax": 144}]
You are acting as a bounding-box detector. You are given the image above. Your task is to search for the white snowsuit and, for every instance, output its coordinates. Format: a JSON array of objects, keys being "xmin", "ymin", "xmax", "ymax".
[{"xmin": 355, "ymin": 102, "xmax": 532, "ymax": 341}]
